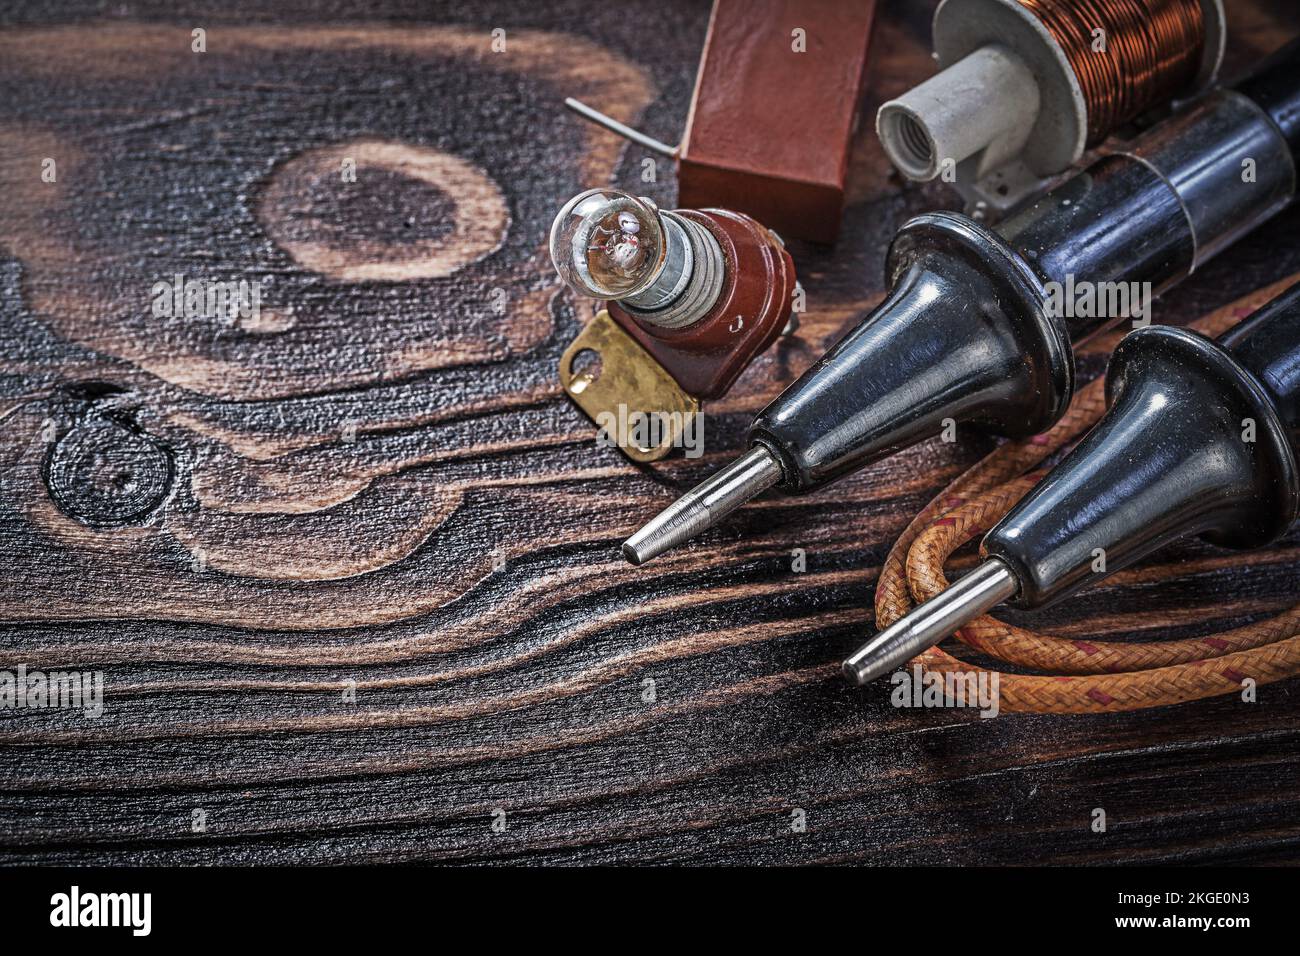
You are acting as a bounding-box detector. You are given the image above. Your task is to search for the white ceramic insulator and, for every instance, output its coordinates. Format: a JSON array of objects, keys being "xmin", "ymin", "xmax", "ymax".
[{"xmin": 877, "ymin": 45, "xmax": 1041, "ymax": 183}]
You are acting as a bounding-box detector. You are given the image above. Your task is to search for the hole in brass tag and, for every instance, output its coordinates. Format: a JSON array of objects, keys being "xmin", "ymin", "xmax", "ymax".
[
  {"xmin": 558, "ymin": 310, "xmax": 699, "ymax": 463},
  {"xmin": 568, "ymin": 348, "xmax": 603, "ymax": 394}
]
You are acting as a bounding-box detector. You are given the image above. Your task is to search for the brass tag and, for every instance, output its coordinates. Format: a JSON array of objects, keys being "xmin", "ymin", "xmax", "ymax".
[{"xmin": 559, "ymin": 311, "xmax": 700, "ymax": 463}]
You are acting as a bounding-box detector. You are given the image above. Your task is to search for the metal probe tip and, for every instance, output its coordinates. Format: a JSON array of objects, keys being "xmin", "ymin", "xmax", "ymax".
[
  {"xmin": 842, "ymin": 559, "xmax": 1019, "ymax": 686},
  {"xmin": 622, "ymin": 445, "xmax": 783, "ymax": 565}
]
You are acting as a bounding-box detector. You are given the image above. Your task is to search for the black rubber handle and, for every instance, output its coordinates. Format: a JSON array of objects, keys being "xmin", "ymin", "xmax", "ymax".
[
  {"xmin": 749, "ymin": 213, "xmax": 1069, "ymax": 489},
  {"xmin": 983, "ymin": 282, "xmax": 1300, "ymax": 610}
]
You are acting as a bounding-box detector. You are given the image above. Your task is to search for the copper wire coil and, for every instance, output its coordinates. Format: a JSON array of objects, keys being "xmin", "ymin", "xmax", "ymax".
[{"xmin": 1019, "ymin": 0, "xmax": 1206, "ymax": 145}]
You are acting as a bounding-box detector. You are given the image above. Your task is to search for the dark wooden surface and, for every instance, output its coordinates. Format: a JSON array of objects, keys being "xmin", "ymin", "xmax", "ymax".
[{"xmin": 2, "ymin": 0, "xmax": 1300, "ymax": 865}]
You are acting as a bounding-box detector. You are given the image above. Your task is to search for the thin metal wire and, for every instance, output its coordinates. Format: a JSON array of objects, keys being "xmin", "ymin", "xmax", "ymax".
[
  {"xmin": 563, "ymin": 98, "xmax": 679, "ymax": 158},
  {"xmin": 1020, "ymin": 0, "xmax": 1206, "ymax": 145}
]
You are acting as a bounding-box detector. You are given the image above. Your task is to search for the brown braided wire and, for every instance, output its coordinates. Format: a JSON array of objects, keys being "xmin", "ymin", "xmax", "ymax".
[{"xmin": 874, "ymin": 274, "xmax": 1300, "ymax": 714}]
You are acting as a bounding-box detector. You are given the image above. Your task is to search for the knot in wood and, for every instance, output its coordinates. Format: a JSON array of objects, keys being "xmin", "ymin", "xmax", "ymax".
[{"xmin": 45, "ymin": 414, "xmax": 173, "ymax": 526}]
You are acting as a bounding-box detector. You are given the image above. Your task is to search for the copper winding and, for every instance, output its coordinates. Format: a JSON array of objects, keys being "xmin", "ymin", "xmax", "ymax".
[
  {"xmin": 875, "ymin": 272, "xmax": 1300, "ymax": 714},
  {"xmin": 1019, "ymin": 0, "xmax": 1206, "ymax": 145}
]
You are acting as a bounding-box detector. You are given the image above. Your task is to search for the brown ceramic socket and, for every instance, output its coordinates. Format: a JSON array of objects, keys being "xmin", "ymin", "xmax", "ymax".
[{"xmin": 607, "ymin": 208, "xmax": 796, "ymax": 401}]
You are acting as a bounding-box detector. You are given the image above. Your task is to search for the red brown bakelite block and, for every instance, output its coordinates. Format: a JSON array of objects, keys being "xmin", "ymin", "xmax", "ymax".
[
  {"xmin": 676, "ymin": 0, "xmax": 878, "ymax": 244},
  {"xmin": 607, "ymin": 208, "xmax": 795, "ymax": 401}
]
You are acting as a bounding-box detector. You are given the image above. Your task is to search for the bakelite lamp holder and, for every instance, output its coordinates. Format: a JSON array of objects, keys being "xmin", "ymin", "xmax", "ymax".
[{"xmin": 551, "ymin": 189, "xmax": 796, "ymax": 462}]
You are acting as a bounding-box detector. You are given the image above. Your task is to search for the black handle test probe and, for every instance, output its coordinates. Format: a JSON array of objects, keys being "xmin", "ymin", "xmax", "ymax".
[
  {"xmin": 623, "ymin": 39, "xmax": 1300, "ymax": 566},
  {"xmin": 843, "ymin": 278, "xmax": 1300, "ymax": 685}
]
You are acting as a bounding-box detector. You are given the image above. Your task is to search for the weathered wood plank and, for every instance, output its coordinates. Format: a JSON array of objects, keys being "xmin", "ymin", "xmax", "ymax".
[{"xmin": 1, "ymin": 0, "xmax": 1300, "ymax": 865}]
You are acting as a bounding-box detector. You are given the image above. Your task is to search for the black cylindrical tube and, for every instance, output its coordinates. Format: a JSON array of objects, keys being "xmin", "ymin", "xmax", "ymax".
[
  {"xmin": 1234, "ymin": 37, "xmax": 1300, "ymax": 154},
  {"xmin": 1000, "ymin": 87, "xmax": 1296, "ymax": 339},
  {"xmin": 1220, "ymin": 292, "xmax": 1300, "ymax": 447},
  {"xmin": 997, "ymin": 155, "xmax": 1193, "ymax": 342}
]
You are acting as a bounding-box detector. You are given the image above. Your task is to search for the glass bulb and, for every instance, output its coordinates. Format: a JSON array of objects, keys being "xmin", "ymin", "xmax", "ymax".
[{"xmin": 549, "ymin": 189, "xmax": 666, "ymax": 299}]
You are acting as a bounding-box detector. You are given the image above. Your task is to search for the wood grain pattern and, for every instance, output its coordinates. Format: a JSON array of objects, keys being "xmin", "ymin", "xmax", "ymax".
[{"xmin": 2, "ymin": 0, "xmax": 1300, "ymax": 865}]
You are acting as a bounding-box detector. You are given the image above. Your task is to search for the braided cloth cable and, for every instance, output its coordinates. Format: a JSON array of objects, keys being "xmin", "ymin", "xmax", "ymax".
[{"xmin": 873, "ymin": 273, "xmax": 1300, "ymax": 713}]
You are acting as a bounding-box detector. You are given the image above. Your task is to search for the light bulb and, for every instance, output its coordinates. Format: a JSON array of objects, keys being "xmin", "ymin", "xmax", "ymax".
[{"xmin": 549, "ymin": 189, "xmax": 666, "ymax": 300}]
